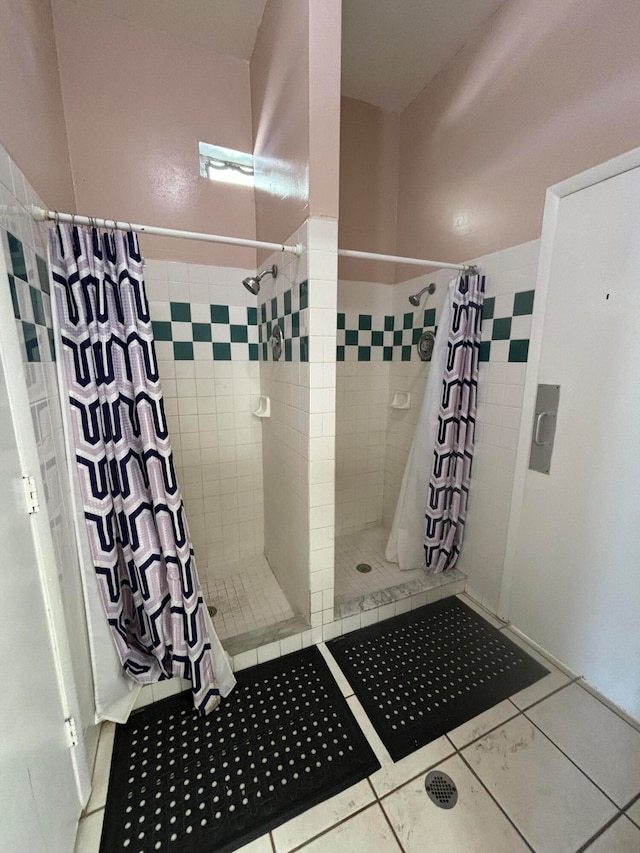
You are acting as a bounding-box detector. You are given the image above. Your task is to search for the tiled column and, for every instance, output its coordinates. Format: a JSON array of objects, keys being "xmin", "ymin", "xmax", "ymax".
[{"xmin": 306, "ymin": 218, "xmax": 338, "ymax": 633}]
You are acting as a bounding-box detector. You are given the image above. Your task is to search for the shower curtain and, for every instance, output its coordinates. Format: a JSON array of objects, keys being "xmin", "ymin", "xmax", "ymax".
[
  {"xmin": 386, "ymin": 274, "xmax": 484, "ymax": 573},
  {"xmin": 386, "ymin": 279, "xmax": 455, "ymax": 571},
  {"xmin": 424, "ymin": 273, "xmax": 484, "ymax": 573},
  {"xmin": 49, "ymin": 225, "xmax": 235, "ymax": 717}
]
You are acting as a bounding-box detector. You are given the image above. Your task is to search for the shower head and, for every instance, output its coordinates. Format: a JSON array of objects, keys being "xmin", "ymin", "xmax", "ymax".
[
  {"xmin": 408, "ymin": 282, "xmax": 436, "ymax": 306},
  {"xmin": 242, "ymin": 265, "xmax": 278, "ymax": 295}
]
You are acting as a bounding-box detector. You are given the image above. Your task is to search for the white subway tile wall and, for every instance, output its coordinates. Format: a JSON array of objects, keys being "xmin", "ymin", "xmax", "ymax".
[
  {"xmin": 144, "ymin": 262, "xmax": 265, "ymax": 570},
  {"xmin": 259, "ymin": 218, "xmax": 339, "ymax": 625}
]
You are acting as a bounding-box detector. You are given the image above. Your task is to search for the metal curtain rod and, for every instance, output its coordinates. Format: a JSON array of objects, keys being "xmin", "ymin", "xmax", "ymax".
[
  {"xmin": 338, "ymin": 247, "xmax": 475, "ymax": 273},
  {"xmin": 30, "ymin": 206, "xmax": 304, "ymax": 256}
]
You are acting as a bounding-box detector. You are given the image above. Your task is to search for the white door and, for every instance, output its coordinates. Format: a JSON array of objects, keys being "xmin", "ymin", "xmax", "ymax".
[
  {"xmin": 506, "ymin": 161, "xmax": 640, "ymax": 720},
  {"xmin": 0, "ymin": 349, "xmax": 80, "ymax": 849}
]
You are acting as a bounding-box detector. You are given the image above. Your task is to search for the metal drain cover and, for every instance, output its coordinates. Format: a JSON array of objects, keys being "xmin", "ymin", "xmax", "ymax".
[
  {"xmin": 207, "ymin": 605, "xmax": 218, "ymax": 617},
  {"xmin": 425, "ymin": 770, "xmax": 458, "ymax": 809},
  {"xmin": 356, "ymin": 563, "xmax": 372, "ymax": 573}
]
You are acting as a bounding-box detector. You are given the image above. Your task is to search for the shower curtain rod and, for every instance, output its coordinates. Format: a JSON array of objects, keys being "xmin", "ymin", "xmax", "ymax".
[
  {"xmin": 29, "ymin": 206, "xmax": 304, "ymax": 256},
  {"xmin": 30, "ymin": 207, "xmax": 472, "ymax": 272},
  {"xmin": 338, "ymin": 248, "xmax": 474, "ymax": 273}
]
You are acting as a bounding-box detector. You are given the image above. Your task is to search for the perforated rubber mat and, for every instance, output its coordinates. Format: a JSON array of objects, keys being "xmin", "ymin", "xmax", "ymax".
[
  {"xmin": 327, "ymin": 596, "xmax": 548, "ymax": 761},
  {"xmin": 100, "ymin": 646, "xmax": 380, "ymax": 853}
]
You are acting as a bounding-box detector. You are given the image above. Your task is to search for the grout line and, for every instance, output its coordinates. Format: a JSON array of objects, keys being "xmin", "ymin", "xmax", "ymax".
[
  {"xmin": 522, "ymin": 711, "xmax": 622, "ymax": 811},
  {"xmin": 623, "ymin": 791, "xmax": 640, "ymax": 815},
  {"xmin": 81, "ymin": 805, "xmax": 105, "ymax": 820},
  {"xmin": 457, "ymin": 751, "xmax": 535, "ymax": 852},
  {"xmin": 287, "ymin": 798, "xmax": 376, "ymax": 853},
  {"xmin": 509, "ymin": 675, "xmax": 578, "ymax": 714},
  {"xmin": 377, "ymin": 798, "xmax": 407, "ymax": 852},
  {"xmin": 575, "ymin": 811, "xmax": 626, "ymax": 852},
  {"xmin": 269, "ymin": 830, "xmax": 276, "ymax": 852},
  {"xmin": 377, "ymin": 743, "xmax": 462, "ymax": 805},
  {"xmin": 447, "ymin": 707, "xmax": 521, "ymax": 752}
]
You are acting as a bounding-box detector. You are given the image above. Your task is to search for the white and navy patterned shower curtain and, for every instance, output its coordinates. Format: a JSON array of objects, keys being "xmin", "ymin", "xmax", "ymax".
[
  {"xmin": 424, "ymin": 274, "xmax": 485, "ymax": 573},
  {"xmin": 50, "ymin": 224, "xmax": 228, "ymax": 715}
]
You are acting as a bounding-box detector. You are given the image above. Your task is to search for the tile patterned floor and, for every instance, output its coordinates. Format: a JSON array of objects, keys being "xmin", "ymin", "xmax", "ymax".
[
  {"xmin": 75, "ymin": 592, "xmax": 640, "ymax": 853},
  {"xmin": 199, "ymin": 553, "xmax": 295, "ymax": 640},
  {"xmin": 335, "ymin": 526, "xmax": 425, "ymax": 601}
]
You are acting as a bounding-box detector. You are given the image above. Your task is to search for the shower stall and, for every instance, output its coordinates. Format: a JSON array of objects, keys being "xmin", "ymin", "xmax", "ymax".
[
  {"xmin": 144, "ymin": 249, "xmax": 308, "ymax": 652},
  {"xmin": 333, "ymin": 270, "xmax": 466, "ymax": 618}
]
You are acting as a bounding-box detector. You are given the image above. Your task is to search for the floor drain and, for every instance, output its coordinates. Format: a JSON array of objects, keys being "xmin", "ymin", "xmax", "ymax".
[
  {"xmin": 425, "ymin": 770, "xmax": 458, "ymax": 809},
  {"xmin": 356, "ymin": 563, "xmax": 372, "ymax": 573},
  {"xmin": 208, "ymin": 605, "xmax": 217, "ymax": 617}
]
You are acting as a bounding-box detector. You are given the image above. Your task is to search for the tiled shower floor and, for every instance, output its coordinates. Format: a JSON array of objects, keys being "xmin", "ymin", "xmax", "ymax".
[
  {"xmin": 199, "ymin": 553, "xmax": 295, "ymax": 641},
  {"xmin": 334, "ymin": 526, "xmax": 465, "ymax": 615}
]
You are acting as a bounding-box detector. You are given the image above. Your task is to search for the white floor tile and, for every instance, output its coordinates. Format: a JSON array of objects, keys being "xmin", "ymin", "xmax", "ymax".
[
  {"xmin": 236, "ymin": 833, "xmax": 274, "ymax": 853},
  {"xmin": 382, "ymin": 754, "xmax": 529, "ymax": 853},
  {"xmin": 586, "ymin": 816, "xmax": 640, "ymax": 852},
  {"xmin": 502, "ymin": 629, "xmax": 571, "ymax": 710},
  {"xmin": 271, "ymin": 780, "xmax": 375, "ymax": 852},
  {"xmin": 85, "ymin": 722, "xmax": 115, "ymax": 814},
  {"xmin": 627, "ymin": 797, "xmax": 640, "ymax": 827},
  {"xmin": 446, "ymin": 700, "xmax": 519, "ymax": 750},
  {"xmin": 463, "ymin": 715, "xmax": 616, "ymax": 852},
  {"xmin": 347, "ymin": 696, "xmax": 453, "ymax": 797},
  {"xmin": 74, "ymin": 809, "xmax": 104, "ymax": 853},
  {"xmin": 299, "ymin": 804, "xmax": 401, "ymax": 852},
  {"xmin": 527, "ymin": 683, "xmax": 640, "ymax": 807},
  {"xmin": 317, "ymin": 642, "xmax": 354, "ymax": 697},
  {"xmin": 579, "ymin": 679, "xmax": 640, "ymax": 735}
]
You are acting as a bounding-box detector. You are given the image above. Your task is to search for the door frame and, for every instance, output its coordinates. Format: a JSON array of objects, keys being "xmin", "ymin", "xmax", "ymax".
[
  {"xmin": 499, "ymin": 144, "xmax": 640, "ymax": 621},
  {"xmin": 0, "ymin": 239, "xmax": 91, "ymax": 803}
]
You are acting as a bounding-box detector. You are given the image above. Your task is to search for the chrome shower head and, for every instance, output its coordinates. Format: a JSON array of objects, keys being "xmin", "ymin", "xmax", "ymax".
[
  {"xmin": 408, "ymin": 282, "xmax": 436, "ymax": 306},
  {"xmin": 242, "ymin": 264, "xmax": 278, "ymax": 295}
]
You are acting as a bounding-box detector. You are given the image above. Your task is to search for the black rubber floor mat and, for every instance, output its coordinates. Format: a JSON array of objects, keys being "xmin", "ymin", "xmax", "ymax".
[
  {"xmin": 327, "ymin": 596, "xmax": 549, "ymax": 762},
  {"xmin": 100, "ymin": 646, "xmax": 380, "ymax": 853}
]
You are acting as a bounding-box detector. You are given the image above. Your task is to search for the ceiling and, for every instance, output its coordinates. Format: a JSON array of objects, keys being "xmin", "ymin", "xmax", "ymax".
[
  {"xmin": 64, "ymin": 0, "xmax": 505, "ymax": 113},
  {"xmin": 341, "ymin": 0, "xmax": 506, "ymax": 112},
  {"xmin": 62, "ymin": 0, "xmax": 269, "ymax": 59}
]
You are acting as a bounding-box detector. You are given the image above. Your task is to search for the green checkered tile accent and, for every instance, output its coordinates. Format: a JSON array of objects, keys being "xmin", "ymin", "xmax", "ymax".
[
  {"xmin": 3, "ymin": 229, "xmax": 55, "ymax": 363},
  {"xmin": 480, "ymin": 290, "xmax": 535, "ymax": 363},
  {"xmin": 336, "ymin": 307, "xmax": 437, "ymax": 362},
  {"xmin": 150, "ymin": 301, "xmax": 259, "ymax": 361},
  {"xmin": 258, "ymin": 280, "xmax": 309, "ymax": 362}
]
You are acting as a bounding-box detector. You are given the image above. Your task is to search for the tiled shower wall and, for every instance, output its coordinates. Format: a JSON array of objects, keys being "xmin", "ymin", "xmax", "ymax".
[
  {"xmin": 0, "ymin": 143, "xmax": 98, "ymax": 763},
  {"xmin": 382, "ymin": 269, "xmax": 454, "ymax": 530},
  {"xmin": 143, "ymin": 260, "xmax": 265, "ymax": 571},
  {"xmin": 258, "ymin": 219, "xmax": 339, "ymax": 625},
  {"xmin": 335, "ymin": 274, "xmax": 450, "ymax": 537},
  {"xmin": 336, "ymin": 281, "xmax": 391, "ymax": 535}
]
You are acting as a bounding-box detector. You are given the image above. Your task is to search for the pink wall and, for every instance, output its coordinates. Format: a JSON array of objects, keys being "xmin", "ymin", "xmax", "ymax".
[
  {"xmin": 251, "ymin": 0, "xmax": 341, "ymax": 261},
  {"xmin": 308, "ymin": 0, "xmax": 341, "ymax": 220},
  {"xmin": 251, "ymin": 0, "xmax": 310, "ymax": 257},
  {"xmin": 52, "ymin": 0, "xmax": 256, "ymax": 267},
  {"xmin": 396, "ymin": 0, "xmax": 640, "ymax": 273},
  {"xmin": 0, "ymin": 0, "xmax": 75, "ymax": 209},
  {"xmin": 338, "ymin": 97, "xmax": 399, "ymax": 283}
]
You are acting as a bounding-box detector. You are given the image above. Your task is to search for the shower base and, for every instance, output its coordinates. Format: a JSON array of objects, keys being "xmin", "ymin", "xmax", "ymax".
[
  {"xmin": 199, "ymin": 553, "xmax": 296, "ymax": 642},
  {"xmin": 334, "ymin": 525, "xmax": 465, "ymax": 618}
]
